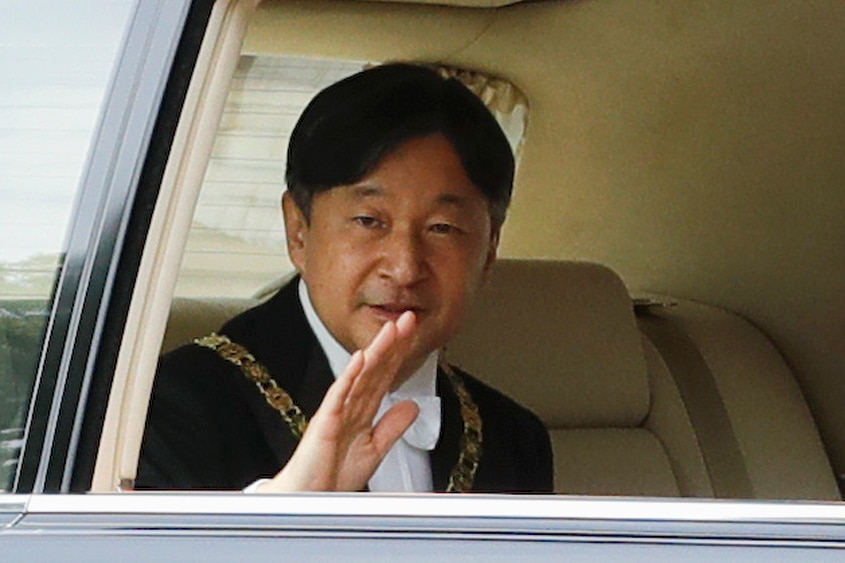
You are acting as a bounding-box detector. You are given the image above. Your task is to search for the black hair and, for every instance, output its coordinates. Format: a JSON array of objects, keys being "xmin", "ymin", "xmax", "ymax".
[{"xmin": 285, "ymin": 63, "xmax": 514, "ymax": 228}]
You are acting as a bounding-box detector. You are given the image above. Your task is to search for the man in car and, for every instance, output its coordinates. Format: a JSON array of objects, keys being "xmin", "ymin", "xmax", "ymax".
[{"xmin": 137, "ymin": 63, "xmax": 553, "ymax": 493}]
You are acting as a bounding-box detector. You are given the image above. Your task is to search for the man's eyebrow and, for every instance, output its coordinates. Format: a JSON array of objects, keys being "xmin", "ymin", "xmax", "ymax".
[
  {"xmin": 349, "ymin": 185, "xmax": 384, "ymax": 199},
  {"xmin": 437, "ymin": 193, "xmax": 468, "ymax": 208}
]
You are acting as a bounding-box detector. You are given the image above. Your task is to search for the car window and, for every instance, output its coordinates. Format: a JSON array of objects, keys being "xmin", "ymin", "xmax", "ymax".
[{"xmin": 0, "ymin": 0, "xmax": 135, "ymax": 492}]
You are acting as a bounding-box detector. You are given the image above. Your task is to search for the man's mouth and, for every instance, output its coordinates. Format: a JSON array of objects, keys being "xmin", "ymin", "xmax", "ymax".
[{"xmin": 367, "ymin": 303, "xmax": 422, "ymax": 321}]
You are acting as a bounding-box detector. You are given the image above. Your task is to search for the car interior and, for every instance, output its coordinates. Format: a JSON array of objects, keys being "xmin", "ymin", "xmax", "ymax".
[{"xmin": 83, "ymin": 0, "xmax": 845, "ymax": 502}]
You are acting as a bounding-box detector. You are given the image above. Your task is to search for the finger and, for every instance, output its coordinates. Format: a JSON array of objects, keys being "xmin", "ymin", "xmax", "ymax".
[
  {"xmin": 388, "ymin": 311, "xmax": 418, "ymax": 381},
  {"xmin": 345, "ymin": 320, "xmax": 399, "ymax": 408},
  {"xmin": 371, "ymin": 400, "xmax": 420, "ymax": 456},
  {"xmin": 360, "ymin": 313, "xmax": 417, "ymax": 385},
  {"xmin": 360, "ymin": 319, "xmax": 398, "ymax": 367},
  {"xmin": 319, "ymin": 350, "xmax": 364, "ymax": 417},
  {"xmin": 394, "ymin": 310, "xmax": 416, "ymax": 340},
  {"xmin": 339, "ymin": 348, "xmax": 365, "ymax": 386}
]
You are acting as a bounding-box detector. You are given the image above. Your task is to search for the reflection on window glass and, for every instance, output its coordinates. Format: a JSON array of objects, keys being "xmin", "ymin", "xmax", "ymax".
[
  {"xmin": 0, "ymin": 0, "xmax": 135, "ymax": 492},
  {"xmin": 175, "ymin": 56, "xmax": 369, "ymax": 299}
]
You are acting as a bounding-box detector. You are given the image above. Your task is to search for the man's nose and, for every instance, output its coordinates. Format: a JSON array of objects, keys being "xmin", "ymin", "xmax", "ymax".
[{"xmin": 378, "ymin": 229, "xmax": 429, "ymax": 286}]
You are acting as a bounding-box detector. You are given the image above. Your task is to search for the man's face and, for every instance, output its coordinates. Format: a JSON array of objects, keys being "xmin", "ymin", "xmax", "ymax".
[{"xmin": 283, "ymin": 133, "xmax": 499, "ymax": 381}]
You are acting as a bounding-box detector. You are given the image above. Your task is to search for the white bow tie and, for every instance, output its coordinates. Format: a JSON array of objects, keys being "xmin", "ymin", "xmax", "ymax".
[{"xmin": 383, "ymin": 393, "xmax": 442, "ymax": 451}]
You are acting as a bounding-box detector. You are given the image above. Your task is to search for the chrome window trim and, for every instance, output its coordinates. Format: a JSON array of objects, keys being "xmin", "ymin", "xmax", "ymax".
[
  {"xmin": 11, "ymin": 495, "xmax": 845, "ymax": 549},
  {"xmin": 0, "ymin": 497, "xmax": 27, "ymax": 514},
  {"xmin": 22, "ymin": 493, "xmax": 845, "ymax": 524},
  {"xmin": 0, "ymin": 496, "xmax": 26, "ymax": 530}
]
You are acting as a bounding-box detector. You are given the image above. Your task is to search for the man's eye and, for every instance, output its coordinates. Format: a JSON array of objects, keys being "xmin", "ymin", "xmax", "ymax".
[
  {"xmin": 430, "ymin": 223, "xmax": 459, "ymax": 235},
  {"xmin": 353, "ymin": 216, "xmax": 381, "ymax": 228}
]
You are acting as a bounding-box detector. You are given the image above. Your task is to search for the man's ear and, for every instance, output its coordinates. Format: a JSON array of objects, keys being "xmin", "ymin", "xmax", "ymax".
[
  {"xmin": 483, "ymin": 226, "xmax": 500, "ymax": 276},
  {"xmin": 282, "ymin": 191, "xmax": 309, "ymax": 273}
]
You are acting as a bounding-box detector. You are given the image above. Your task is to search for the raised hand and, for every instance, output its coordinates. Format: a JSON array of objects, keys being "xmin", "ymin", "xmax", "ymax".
[{"xmin": 257, "ymin": 311, "xmax": 420, "ymax": 492}]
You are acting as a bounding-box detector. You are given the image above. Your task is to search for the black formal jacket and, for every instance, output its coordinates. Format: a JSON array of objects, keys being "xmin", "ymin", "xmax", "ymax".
[{"xmin": 137, "ymin": 280, "xmax": 553, "ymax": 493}]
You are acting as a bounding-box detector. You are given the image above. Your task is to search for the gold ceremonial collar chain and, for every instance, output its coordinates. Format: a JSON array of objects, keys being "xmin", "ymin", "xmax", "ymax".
[{"xmin": 194, "ymin": 333, "xmax": 482, "ymax": 493}]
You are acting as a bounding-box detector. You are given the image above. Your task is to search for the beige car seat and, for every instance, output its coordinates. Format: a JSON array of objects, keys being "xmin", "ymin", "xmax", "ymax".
[{"xmin": 637, "ymin": 297, "xmax": 838, "ymax": 499}]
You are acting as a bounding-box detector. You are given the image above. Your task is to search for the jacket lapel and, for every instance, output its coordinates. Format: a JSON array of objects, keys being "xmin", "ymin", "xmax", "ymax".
[{"xmin": 296, "ymin": 341, "xmax": 336, "ymax": 418}]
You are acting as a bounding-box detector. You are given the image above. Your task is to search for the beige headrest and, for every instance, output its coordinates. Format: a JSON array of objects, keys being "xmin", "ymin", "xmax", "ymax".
[{"xmin": 447, "ymin": 259, "xmax": 649, "ymax": 428}]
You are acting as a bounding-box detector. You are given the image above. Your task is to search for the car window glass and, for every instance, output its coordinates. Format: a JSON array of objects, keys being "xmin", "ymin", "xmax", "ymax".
[
  {"xmin": 0, "ymin": 0, "xmax": 135, "ymax": 492},
  {"xmin": 173, "ymin": 55, "xmax": 368, "ymax": 299}
]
